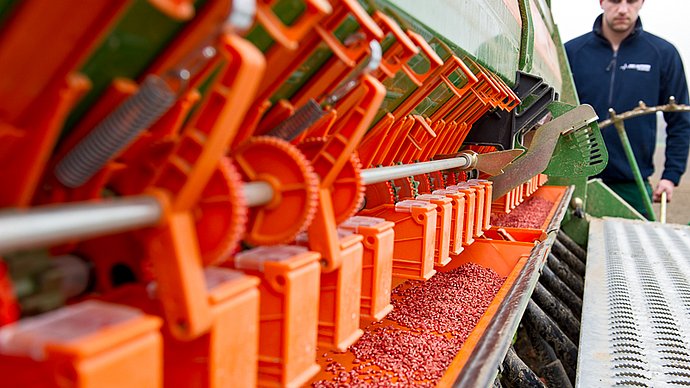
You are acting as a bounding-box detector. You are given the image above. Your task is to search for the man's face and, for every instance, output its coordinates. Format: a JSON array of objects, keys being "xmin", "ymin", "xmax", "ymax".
[{"xmin": 600, "ymin": 0, "xmax": 644, "ymax": 33}]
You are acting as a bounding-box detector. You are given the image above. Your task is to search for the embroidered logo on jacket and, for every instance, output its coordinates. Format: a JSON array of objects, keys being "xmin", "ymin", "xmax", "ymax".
[{"xmin": 620, "ymin": 63, "xmax": 652, "ymax": 72}]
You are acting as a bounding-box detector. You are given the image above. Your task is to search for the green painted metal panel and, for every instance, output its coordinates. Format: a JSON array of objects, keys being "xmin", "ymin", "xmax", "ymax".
[
  {"xmin": 385, "ymin": 0, "xmax": 521, "ymax": 83},
  {"xmin": 527, "ymin": 0, "xmax": 562, "ymax": 93},
  {"xmin": 560, "ymin": 215, "xmax": 589, "ymax": 246},
  {"xmin": 585, "ymin": 179, "xmax": 646, "ymax": 220}
]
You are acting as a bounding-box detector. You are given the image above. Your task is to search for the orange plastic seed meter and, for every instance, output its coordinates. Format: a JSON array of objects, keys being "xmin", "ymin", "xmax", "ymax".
[
  {"xmin": 339, "ymin": 216, "xmax": 395, "ymax": 323},
  {"xmin": 103, "ymin": 267, "xmax": 260, "ymax": 388},
  {"xmin": 456, "ymin": 182, "xmax": 485, "ymax": 238},
  {"xmin": 164, "ymin": 267, "xmax": 260, "ymax": 388},
  {"xmin": 415, "ymin": 194, "xmax": 452, "ymax": 267},
  {"xmin": 359, "ymin": 200, "xmax": 437, "ymax": 280},
  {"xmin": 232, "ymin": 245, "xmax": 321, "ymax": 388},
  {"xmin": 0, "ymin": 300, "xmax": 162, "ymax": 388},
  {"xmin": 446, "ymin": 184, "xmax": 476, "ymax": 246},
  {"xmin": 475, "ymin": 180, "xmax": 493, "ymax": 230},
  {"xmin": 431, "ymin": 189, "xmax": 466, "ymax": 256},
  {"xmin": 468, "ymin": 179, "xmax": 493, "ymax": 231},
  {"xmin": 295, "ymin": 230, "xmax": 365, "ymax": 352}
]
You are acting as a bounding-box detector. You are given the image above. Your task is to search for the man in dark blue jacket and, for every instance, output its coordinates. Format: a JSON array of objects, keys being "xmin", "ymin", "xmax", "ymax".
[{"xmin": 565, "ymin": 0, "xmax": 690, "ymax": 218}]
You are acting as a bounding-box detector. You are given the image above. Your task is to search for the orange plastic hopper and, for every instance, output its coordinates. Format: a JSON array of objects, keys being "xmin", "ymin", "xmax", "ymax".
[
  {"xmin": 446, "ymin": 185, "xmax": 476, "ymax": 246},
  {"xmin": 432, "ymin": 189, "xmax": 467, "ymax": 256},
  {"xmin": 339, "ymin": 216, "xmax": 395, "ymax": 323},
  {"xmin": 0, "ymin": 301, "xmax": 162, "ymax": 388},
  {"xmin": 415, "ymin": 194, "xmax": 453, "ymax": 267},
  {"xmin": 359, "ymin": 200, "xmax": 437, "ymax": 281},
  {"xmin": 233, "ymin": 245, "xmax": 321, "ymax": 388}
]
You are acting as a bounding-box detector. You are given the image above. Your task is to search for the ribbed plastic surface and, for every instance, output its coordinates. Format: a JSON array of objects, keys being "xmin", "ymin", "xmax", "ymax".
[{"xmin": 579, "ymin": 218, "xmax": 690, "ymax": 387}]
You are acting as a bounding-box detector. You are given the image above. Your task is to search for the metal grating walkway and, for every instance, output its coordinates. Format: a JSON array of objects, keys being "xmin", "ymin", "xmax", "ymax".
[{"xmin": 578, "ymin": 218, "xmax": 690, "ymax": 387}]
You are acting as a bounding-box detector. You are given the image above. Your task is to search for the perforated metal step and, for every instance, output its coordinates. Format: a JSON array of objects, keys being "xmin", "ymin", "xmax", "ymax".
[{"xmin": 578, "ymin": 218, "xmax": 690, "ymax": 387}]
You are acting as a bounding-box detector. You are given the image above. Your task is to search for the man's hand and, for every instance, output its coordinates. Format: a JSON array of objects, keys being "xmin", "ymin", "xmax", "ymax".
[{"xmin": 653, "ymin": 179, "xmax": 675, "ymax": 202}]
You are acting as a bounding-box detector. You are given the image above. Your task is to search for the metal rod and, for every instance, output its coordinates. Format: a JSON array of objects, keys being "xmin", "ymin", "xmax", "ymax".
[
  {"xmin": 0, "ymin": 196, "xmax": 163, "ymax": 254},
  {"xmin": 598, "ymin": 98, "xmax": 690, "ymax": 129},
  {"xmin": 360, "ymin": 154, "xmax": 472, "ymax": 184},
  {"xmin": 243, "ymin": 181, "xmax": 274, "ymax": 207},
  {"xmin": 660, "ymin": 191, "xmax": 667, "ymax": 223},
  {"xmin": 0, "ymin": 182, "xmax": 275, "ymax": 255},
  {"xmin": 610, "ymin": 110, "xmax": 656, "ymax": 221}
]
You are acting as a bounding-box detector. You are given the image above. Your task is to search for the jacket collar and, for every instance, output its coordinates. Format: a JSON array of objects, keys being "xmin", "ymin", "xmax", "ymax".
[{"xmin": 593, "ymin": 13, "xmax": 643, "ymax": 41}]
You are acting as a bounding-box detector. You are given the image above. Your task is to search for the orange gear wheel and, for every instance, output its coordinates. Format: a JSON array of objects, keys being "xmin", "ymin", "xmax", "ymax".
[
  {"xmin": 231, "ymin": 136, "xmax": 318, "ymax": 245},
  {"xmin": 392, "ymin": 176, "xmax": 417, "ymax": 200},
  {"xmin": 414, "ymin": 173, "xmax": 433, "ymax": 195},
  {"xmin": 363, "ymin": 181, "xmax": 395, "ymax": 209},
  {"xmin": 297, "ymin": 137, "xmax": 365, "ymax": 225},
  {"xmin": 195, "ymin": 158, "xmax": 248, "ymax": 265},
  {"xmin": 428, "ymin": 170, "xmax": 446, "ymax": 191}
]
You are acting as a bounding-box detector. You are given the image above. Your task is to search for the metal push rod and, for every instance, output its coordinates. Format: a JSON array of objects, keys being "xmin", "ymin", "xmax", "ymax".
[
  {"xmin": 0, "ymin": 152, "xmax": 479, "ymax": 254},
  {"xmin": 0, "ymin": 181, "xmax": 274, "ymax": 255},
  {"xmin": 359, "ymin": 153, "xmax": 474, "ymax": 184}
]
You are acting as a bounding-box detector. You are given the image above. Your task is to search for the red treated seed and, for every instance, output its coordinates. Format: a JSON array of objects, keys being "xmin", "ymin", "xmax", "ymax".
[
  {"xmin": 311, "ymin": 263, "xmax": 505, "ymax": 387},
  {"xmin": 491, "ymin": 196, "xmax": 554, "ymax": 229}
]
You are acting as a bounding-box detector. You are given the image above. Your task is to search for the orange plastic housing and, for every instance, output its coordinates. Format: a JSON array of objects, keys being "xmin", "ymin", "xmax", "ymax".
[
  {"xmin": 469, "ymin": 179, "xmax": 493, "ymax": 230},
  {"xmin": 0, "ymin": 301, "xmax": 163, "ymax": 388},
  {"xmin": 359, "ymin": 200, "xmax": 437, "ymax": 281},
  {"xmin": 233, "ymin": 246, "xmax": 322, "ymax": 388},
  {"xmin": 432, "ymin": 189, "xmax": 467, "ymax": 256},
  {"xmin": 447, "ymin": 185, "xmax": 476, "ymax": 246},
  {"xmin": 316, "ymin": 232, "xmax": 364, "ymax": 351},
  {"xmin": 462, "ymin": 182, "xmax": 485, "ymax": 238},
  {"xmin": 100, "ymin": 268, "xmax": 260, "ymax": 388},
  {"xmin": 163, "ymin": 268, "xmax": 260, "ymax": 388},
  {"xmin": 339, "ymin": 216, "xmax": 395, "ymax": 323},
  {"xmin": 416, "ymin": 194, "xmax": 453, "ymax": 267}
]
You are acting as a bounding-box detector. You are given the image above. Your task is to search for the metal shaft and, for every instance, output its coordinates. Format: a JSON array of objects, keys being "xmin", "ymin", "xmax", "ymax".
[
  {"xmin": 360, "ymin": 154, "xmax": 473, "ymax": 184},
  {"xmin": 0, "ymin": 196, "xmax": 163, "ymax": 254},
  {"xmin": 0, "ymin": 182, "xmax": 274, "ymax": 255}
]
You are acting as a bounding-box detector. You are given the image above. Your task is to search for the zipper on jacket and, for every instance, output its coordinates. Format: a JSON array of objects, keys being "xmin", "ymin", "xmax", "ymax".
[{"xmin": 606, "ymin": 51, "xmax": 618, "ymax": 107}]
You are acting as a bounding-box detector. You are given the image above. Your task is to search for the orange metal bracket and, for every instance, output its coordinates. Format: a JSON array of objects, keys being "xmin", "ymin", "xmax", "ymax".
[
  {"xmin": 148, "ymin": 0, "xmax": 195, "ymax": 20},
  {"xmin": 256, "ymin": 0, "xmax": 333, "ymax": 50},
  {"xmin": 305, "ymin": 74, "xmax": 386, "ymax": 270},
  {"xmin": 356, "ymin": 113, "xmax": 395, "ymax": 167},
  {"xmin": 400, "ymin": 31, "xmax": 444, "ymax": 86},
  {"xmin": 371, "ymin": 11, "xmax": 419, "ymax": 80},
  {"xmin": 141, "ymin": 34, "xmax": 265, "ymax": 340}
]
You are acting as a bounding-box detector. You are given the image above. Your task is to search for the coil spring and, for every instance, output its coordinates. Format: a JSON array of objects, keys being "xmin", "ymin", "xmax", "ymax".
[{"xmin": 55, "ymin": 75, "xmax": 176, "ymax": 188}]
